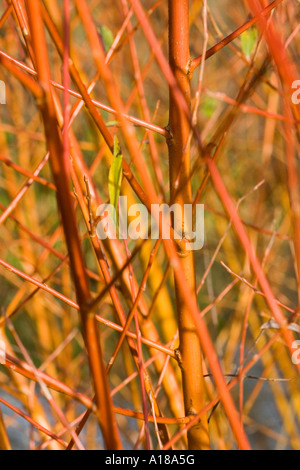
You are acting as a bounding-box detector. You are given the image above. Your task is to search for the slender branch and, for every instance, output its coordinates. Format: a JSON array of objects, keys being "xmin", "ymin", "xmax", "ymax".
[
  {"xmin": 24, "ymin": 0, "xmax": 122, "ymax": 450},
  {"xmin": 190, "ymin": 0, "xmax": 284, "ymax": 73},
  {"xmin": 167, "ymin": 0, "xmax": 209, "ymax": 450}
]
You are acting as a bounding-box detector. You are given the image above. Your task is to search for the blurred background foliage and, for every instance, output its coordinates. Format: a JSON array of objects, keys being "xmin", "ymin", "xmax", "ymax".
[{"xmin": 0, "ymin": 0, "xmax": 299, "ymax": 449}]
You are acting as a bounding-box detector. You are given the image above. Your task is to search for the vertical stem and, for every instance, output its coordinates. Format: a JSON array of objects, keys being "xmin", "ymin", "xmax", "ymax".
[
  {"xmin": 24, "ymin": 0, "xmax": 122, "ymax": 450},
  {"xmin": 167, "ymin": 0, "xmax": 210, "ymax": 450},
  {"xmin": 0, "ymin": 406, "xmax": 11, "ymax": 450}
]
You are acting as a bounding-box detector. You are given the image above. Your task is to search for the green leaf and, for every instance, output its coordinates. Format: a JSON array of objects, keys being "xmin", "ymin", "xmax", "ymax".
[
  {"xmin": 201, "ymin": 96, "xmax": 217, "ymax": 119},
  {"xmin": 98, "ymin": 25, "xmax": 114, "ymax": 53},
  {"xmin": 109, "ymin": 136, "xmax": 123, "ymax": 215},
  {"xmin": 106, "ymin": 120, "xmax": 120, "ymax": 128},
  {"xmin": 241, "ymin": 27, "xmax": 257, "ymax": 59}
]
